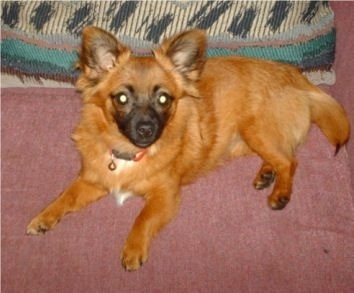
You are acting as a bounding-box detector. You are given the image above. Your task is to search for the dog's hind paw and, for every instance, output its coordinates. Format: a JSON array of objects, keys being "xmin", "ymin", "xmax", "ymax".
[
  {"xmin": 268, "ymin": 195, "xmax": 290, "ymax": 210},
  {"xmin": 254, "ymin": 170, "xmax": 276, "ymax": 190}
]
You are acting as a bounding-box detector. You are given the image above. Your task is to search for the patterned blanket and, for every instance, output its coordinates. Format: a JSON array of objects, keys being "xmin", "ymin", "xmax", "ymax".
[{"xmin": 1, "ymin": 1, "xmax": 336, "ymax": 85}]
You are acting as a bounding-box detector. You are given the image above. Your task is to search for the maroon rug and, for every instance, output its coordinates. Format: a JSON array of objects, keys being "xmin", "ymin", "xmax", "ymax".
[{"xmin": 2, "ymin": 88, "xmax": 354, "ymax": 292}]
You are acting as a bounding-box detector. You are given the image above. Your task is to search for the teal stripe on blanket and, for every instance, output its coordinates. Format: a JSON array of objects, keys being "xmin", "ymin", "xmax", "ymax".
[
  {"xmin": 1, "ymin": 39, "xmax": 78, "ymax": 70},
  {"xmin": 1, "ymin": 29, "xmax": 334, "ymax": 79},
  {"xmin": 1, "ymin": 53, "xmax": 76, "ymax": 75},
  {"xmin": 208, "ymin": 29, "xmax": 335, "ymax": 66}
]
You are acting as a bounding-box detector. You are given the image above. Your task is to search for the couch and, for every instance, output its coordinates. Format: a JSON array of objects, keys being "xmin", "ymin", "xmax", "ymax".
[{"xmin": 2, "ymin": 2, "xmax": 353, "ymax": 292}]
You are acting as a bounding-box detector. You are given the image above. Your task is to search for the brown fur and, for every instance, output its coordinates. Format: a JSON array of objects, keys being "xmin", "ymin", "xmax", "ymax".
[{"xmin": 27, "ymin": 27, "xmax": 350, "ymax": 271}]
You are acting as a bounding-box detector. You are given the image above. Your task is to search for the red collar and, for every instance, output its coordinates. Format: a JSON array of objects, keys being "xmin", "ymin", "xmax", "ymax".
[
  {"xmin": 111, "ymin": 149, "xmax": 146, "ymax": 161},
  {"xmin": 108, "ymin": 149, "xmax": 146, "ymax": 171}
]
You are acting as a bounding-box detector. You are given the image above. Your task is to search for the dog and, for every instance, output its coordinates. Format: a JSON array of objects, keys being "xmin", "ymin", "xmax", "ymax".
[{"xmin": 26, "ymin": 27, "xmax": 350, "ymax": 271}]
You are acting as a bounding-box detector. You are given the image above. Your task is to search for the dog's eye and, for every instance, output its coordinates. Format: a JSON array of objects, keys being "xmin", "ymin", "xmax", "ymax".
[
  {"xmin": 116, "ymin": 94, "xmax": 128, "ymax": 105},
  {"xmin": 157, "ymin": 94, "xmax": 170, "ymax": 106}
]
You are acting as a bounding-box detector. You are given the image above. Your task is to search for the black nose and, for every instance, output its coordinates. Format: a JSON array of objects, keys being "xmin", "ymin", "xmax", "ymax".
[{"xmin": 136, "ymin": 122, "xmax": 154, "ymax": 139}]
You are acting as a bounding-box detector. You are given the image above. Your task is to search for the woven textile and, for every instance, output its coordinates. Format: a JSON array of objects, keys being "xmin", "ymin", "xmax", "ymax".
[{"xmin": 1, "ymin": 1, "xmax": 335, "ymax": 84}]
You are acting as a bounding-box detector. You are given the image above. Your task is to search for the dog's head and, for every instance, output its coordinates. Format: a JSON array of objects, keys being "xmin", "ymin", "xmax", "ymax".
[{"xmin": 76, "ymin": 27, "xmax": 206, "ymax": 149}]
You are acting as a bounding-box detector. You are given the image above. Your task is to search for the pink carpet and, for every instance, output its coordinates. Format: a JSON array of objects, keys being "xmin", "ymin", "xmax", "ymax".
[{"xmin": 2, "ymin": 87, "xmax": 353, "ymax": 292}]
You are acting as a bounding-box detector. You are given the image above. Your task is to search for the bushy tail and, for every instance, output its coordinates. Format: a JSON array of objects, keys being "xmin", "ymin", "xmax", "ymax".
[{"xmin": 309, "ymin": 90, "xmax": 350, "ymax": 154}]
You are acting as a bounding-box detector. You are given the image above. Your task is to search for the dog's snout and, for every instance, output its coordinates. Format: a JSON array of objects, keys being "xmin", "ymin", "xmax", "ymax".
[
  {"xmin": 137, "ymin": 122, "xmax": 154, "ymax": 138},
  {"xmin": 115, "ymin": 105, "xmax": 166, "ymax": 148}
]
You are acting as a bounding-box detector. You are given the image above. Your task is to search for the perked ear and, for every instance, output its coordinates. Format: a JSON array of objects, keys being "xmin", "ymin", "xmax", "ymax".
[
  {"xmin": 78, "ymin": 26, "xmax": 130, "ymax": 80},
  {"xmin": 154, "ymin": 30, "xmax": 207, "ymax": 81}
]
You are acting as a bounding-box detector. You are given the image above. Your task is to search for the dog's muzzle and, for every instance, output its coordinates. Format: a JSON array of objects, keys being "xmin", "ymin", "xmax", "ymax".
[{"xmin": 117, "ymin": 107, "xmax": 164, "ymax": 148}]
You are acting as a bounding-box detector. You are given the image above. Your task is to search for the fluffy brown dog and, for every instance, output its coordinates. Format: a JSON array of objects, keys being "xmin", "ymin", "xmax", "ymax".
[{"xmin": 27, "ymin": 27, "xmax": 350, "ymax": 271}]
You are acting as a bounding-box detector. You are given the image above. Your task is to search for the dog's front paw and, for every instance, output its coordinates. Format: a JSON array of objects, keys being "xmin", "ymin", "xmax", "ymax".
[
  {"xmin": 121, "ymin": 240, "xmax": 149, "ymax": 271},
  {"xmin": 26, "ymin": 214, "xmax": 59, "ymax": 235}
]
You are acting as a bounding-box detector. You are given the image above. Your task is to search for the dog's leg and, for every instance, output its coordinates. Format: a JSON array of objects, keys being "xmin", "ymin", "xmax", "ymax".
[
  {"xmin": 121, "ymin": 187, "xmax": 180, "ymax": 271},
  {"xmin": 254, "ymin": 153, "xmax": 297, "ymax": 209},
  {"xmin": 253, "ymin": 162, "xmax": 276, "ymax": 190},
  {"xmin": 266, "ymin": 156, "xmax": 297, "ymax": 210},
  {"xmin": 26, "ymin": 177, "xmax": 108, "ymax": 235},
  {"xmin": 242, "ymin": 130, "xmax": 297, "ymax": 210}
]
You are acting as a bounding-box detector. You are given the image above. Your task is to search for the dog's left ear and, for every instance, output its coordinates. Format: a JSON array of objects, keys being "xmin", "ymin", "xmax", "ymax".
[{"xmin": 154, "ymin": 30, "xmax": 207, "ymax": 81}]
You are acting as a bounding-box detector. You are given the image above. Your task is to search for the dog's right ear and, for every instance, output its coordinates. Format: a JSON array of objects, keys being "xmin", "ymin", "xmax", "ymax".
[{"xmin": 78, "ymin": 26, "xmax": 130, "ymax": 82}]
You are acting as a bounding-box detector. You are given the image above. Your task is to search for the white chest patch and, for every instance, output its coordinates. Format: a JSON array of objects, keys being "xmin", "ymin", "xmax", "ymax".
[
  {"xmin": 112, "ymin": 189, "xmax": 135, "ymax": 206},
  {"xmin": 107, "ymin": 154, "xmax": 139, "ymax": 205}
]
